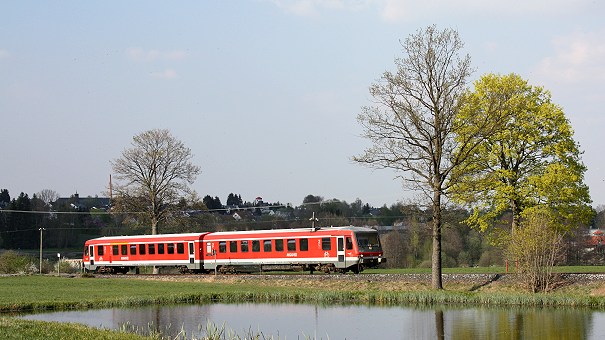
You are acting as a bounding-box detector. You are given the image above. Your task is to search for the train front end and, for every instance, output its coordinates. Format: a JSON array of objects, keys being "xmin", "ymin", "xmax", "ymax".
[{"xmin": 353, "ymin": 228, "xmax": 386, "ymax": 269}]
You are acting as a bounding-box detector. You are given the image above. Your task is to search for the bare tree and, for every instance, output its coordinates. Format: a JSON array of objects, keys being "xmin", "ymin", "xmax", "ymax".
[
  {"xmin": 354, "ymin": 26, "xmax": 501, "ymax": 289},
  {"xmin": 36, "ymin": 189, "xmax": 60, "ymax": 208},
  {"xmin": 112, "ymin": 129, "xmax": 201, "ymax": 235}
]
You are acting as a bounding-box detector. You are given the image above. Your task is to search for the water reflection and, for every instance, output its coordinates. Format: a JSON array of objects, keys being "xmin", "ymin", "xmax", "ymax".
[
  {"xmin": 19, "ymin": 303, "xmax": 605, "ymax": 339},
  {"xmin": 448, "ymin": 307, "xmax": 593, "ymax": 339}
]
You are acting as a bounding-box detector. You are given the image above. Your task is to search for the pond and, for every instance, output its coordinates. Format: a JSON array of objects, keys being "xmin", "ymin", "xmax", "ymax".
[{"xmin": 20, "ymin": 302, "xmax": 605, "ymax": 339}]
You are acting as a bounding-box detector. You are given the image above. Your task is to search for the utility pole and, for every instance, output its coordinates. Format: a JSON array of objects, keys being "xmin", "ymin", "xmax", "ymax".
[
  {"xmin": 309, "ymin": 212, "xmax": 319, "ymax": 231},
  {"xmin": 39, "ymin": 227, "xmax": 46, "ymax": 274}
]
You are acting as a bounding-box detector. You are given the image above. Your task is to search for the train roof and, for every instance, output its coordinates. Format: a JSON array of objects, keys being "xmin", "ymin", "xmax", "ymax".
[
  {"xmin": 84, "ymin": 226, "xmax": 378, "ymax": 243},
  {"xmin": 208, "ymin": 225, "xmax": 377, "ymax": 236},
  {"xmin": 86, "ymin": 232, "xmax": 208, "ymax": 242}
]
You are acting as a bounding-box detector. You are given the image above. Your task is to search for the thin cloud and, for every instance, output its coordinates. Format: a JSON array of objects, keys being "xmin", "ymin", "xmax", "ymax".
[
  {"xmin": 127, "ymin": 47, "xmax": 187, "ymax": 62},
  {"xmin": 379, "ymin": 0, "xmax": 592, "ymax": 22},
  {"xmin": 150, "ymin": 69, "xmax": 178, "ymax": 79},
  {"xmin": 269, "ymin": 0, "xmax": 369, "ymax": 16},
  {"xmin": 535, "ymin": 30, "xmax": 605, "ymax": 83},
  {"xmin": 268, "ymin": 0, "xmax": 591, "ymax": 21},
  {"xmin": 0, "ymin": 49, "xmax": 9, "ymax": 59}
]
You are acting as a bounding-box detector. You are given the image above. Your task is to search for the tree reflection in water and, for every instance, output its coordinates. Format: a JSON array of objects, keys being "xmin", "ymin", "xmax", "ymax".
[{"xmin": 447, "ymin": 306, "xmax": 591, "ymax": 339}]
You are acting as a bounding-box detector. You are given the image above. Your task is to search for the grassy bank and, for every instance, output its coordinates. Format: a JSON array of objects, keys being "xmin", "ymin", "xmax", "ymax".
[
  {"xmin": 2, "ymin": 273, "xmax": 605, "ymax": 312},
  {"xmin": 0, "ymin": 317, "xmax": 147, "ymax": 340}
]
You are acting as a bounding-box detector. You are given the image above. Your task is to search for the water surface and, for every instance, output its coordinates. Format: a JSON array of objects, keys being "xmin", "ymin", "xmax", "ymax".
[{"xmin": 20, "ymin": 302, "xmax": 605, "ymax": 339}]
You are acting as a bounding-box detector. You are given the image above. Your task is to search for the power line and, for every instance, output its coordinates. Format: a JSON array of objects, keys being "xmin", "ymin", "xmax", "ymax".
[{"xmin": 0, "ymin": 199, "xmax": 350, "ymax": 216}]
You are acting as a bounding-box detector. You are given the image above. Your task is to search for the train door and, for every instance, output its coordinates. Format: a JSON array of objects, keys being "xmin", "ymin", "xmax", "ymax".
[
  {"xmin": 337, "ymin": 236, "xmax": 345, "ymax": 267},
  {"xmin": 188, "ymin": 242, "xmax": 195, "ymax": 265},
  {"xmin": 88, "ymin": 245, "xmax": 95, "ymax": 268}
]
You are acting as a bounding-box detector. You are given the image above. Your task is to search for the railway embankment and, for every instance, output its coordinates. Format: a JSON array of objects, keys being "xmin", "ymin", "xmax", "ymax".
[{"xmin": 116, "ymin": 272, "xmax": 605, "ymax": 293}]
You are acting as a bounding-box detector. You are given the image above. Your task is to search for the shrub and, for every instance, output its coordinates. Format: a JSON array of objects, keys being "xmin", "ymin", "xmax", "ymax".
[
  {"xmin": 56, "ymin": 260, "xmax": 80, "ymax": 274},
  {"xmin": 0, "ymin": 251, "xmax": 35, "ymax": 274}
]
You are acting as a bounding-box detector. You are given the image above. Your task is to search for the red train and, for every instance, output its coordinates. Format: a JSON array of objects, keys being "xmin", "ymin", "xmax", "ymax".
[{"xmin": 82, "ymin": 226, "xmax": 385, "ymax": 274}]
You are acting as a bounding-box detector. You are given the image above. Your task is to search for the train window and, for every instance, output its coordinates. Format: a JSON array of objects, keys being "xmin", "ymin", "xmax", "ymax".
[
  {"xmin": 167, "ymin": 243, "xmax": 175, "ymax": 254},
  {"xmin": 130, "ymin": 244, "xmax": 137, "ymax": 255},
  {"xmin": 189, "ymin": 243, "xmax": 194, "ymax": 255},
  {"xmin": 229, "ymin": 241, "xmax": 237, "ymax": 253},
  {"xmin": 84, "ymin": 246, "xmax": 89, "ymax": 256},
  {"xmin": 112, "ymin": 245, "xmax": 119, "ymax": 255},
  {"xmin": 139, "ymin": 244, "xmax": 146, "ymax": 255},
  {"xmin": 252, "ymin": 240, "xmax": 260, "ymax": 252},
  {"xmin": 219, "ymin": 241, "xmax": 227, "ymax": 253},
  {"xmin": 177, "ymin": 243, "xmax": 185, "ymax": 254},
  {"xmin": 346, "ymin": 237, "xmax": 353, "ymax": 250},
  {"xmin": 275, "ymin": 239, "xmax": 284, "ymax": 252},
  {"xmin": 299, "ymin": 238, "xmax": 308, "ymax": 251},
  {"xmin": 287, "ymin": 239, "xmax": 296, "ymax": 251},
  {"xmin": 241, "ymin": 240, "xmax": 249, "ymax": 252},
  {"xmin": 158, "ymin": 243, "xmax": 165, "ymax": 254},
  {"xmin": 148, "ymin": 244, "xmax": 156, "ymax": 255},
  {"xmin": 322, "ymin": 238, "xmax": 331, "ymax": 251},
  {"xmin": 97, "ymin": 245, "xmax": 104, "ymax": 256},
  {"xmin": 338, "ymin": 238, "xmax": 344, "ymax": 251},
  {"xmin": 263, "ymin": 240, "xmax": 272, "ymax": 252},
  {"xmin": 121, "ymin": 245, "xmax": 127, "ymax": 255}
]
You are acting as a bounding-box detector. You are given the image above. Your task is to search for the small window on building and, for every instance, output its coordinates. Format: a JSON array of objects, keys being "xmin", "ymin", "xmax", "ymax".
[
  {"xmin": 287, "ymin": 239, "xmax": 296, "ymax": 251},
  {"xmin": 275, "ymin": 239, "xmax": 284, "ymax": 252},
  {"xmin": 263, "ymin": 240, "xmax": 272, "ymax": 252},
  {"xmin": 299, "ymin": 238, "xmax": 308, "ymax": 251},
  {"xmin": 322, "ymin": 237, "xmax": 331, "ymax": 251},
  {"xmin": 219, "ymin": 241, "xmax": 227, "ymax": 253},
  {"xmin": 139, "ymin": 244, "xmax": 146, "ymax": 255},
  {"xmin": 229, "ymin": 241, "xmax": 238, "ymax": 253},
  {"xmin": 252, "ymin": 240, "xmax": 260, "ymax": 252},
  {"xmin": 148, "ymin": 244, "xmax": 156, "ymax": 255},
  {"xmin": 177, "ymin": 243, "xmax": 185, "ymax": 254},
  {"xmin": 97, "ymin": 245, "xmax": 104, "ymax": 256},
  {"xmin": 158, "ymin": 243, "xmax": 165, "ymax": 254},
  {"xmin": 130, "ymin": 244, "xmax": 137, "ymax": 255},
  {"xmin": 241, "ymin": 240, "xmax": 249, "ymax": 252},
  {"xmin": 167, "ymin": 243, "xmax": 175, "ymax": 254},
  {"xmin": 113, "ymin": 245, "xmax": 119, "ymax": 256},
  {"xmin": 121, "ymin": 244, "xmax": 127, "ymax": 255}
]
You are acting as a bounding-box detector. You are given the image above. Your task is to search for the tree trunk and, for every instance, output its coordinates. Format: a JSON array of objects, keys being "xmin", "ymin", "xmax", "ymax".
[
  {"xmin": 431, "ymin": 187, "xmax": 443, "ymax": 290},
  {"xmin": 152, "ymin": 217, "xmax": 160, "ymax": 275},
  {"xmin": 511, "ymin": 199, "xmax": 520, "ymax": 235}
]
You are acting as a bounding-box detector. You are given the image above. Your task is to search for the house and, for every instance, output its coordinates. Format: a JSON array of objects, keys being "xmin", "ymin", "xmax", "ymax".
[
  {"xmin": 588, "ymin": 229, "xmax": 605, "ymax": 248},
  {"xmin": 52, "ymin": 193, "xmax": 111, "ymax": 211}
]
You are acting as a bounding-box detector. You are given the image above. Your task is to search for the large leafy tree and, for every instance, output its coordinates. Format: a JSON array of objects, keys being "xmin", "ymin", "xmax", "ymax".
[
  {"xmin": 0, "ymin": 189, "xmax": 10, "ymax": 208},
  {"xmin": 5, "ymin": 193, "xmax": 35, "ymax": 249},
  {"xmin": 226, "ymin": 193, "xmax": 243, "ymax": 206},
  {"xmin": 354, "ymin": 26, "xmax": 504, "ymax": 289},
  {"xmin": 112, "ymin": 129, "xmax": 201, "ymax": 235},
  {"xmin": 452, "ymin": 73, "xmax": 592, "ymax": 234}
]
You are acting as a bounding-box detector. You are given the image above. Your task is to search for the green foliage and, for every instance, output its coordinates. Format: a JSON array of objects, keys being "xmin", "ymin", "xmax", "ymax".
[{"xmin": 452, "ymin": 73, "xmax": 592, "ymax": 233}]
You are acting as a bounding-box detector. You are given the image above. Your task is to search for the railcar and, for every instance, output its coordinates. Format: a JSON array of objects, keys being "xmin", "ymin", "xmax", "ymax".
[
  {"xmin": 82, "ymin": 226, "xmax": 385, "ymax": 274},
  {"xmin": 82, "ymin": 233, "xmax": 208, "ymax": 274}
]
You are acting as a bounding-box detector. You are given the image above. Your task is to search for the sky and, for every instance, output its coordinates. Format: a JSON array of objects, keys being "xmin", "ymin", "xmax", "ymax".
[{"xmin": 1, "ymin": 1, "xmax": 604, "ymax": 208}]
